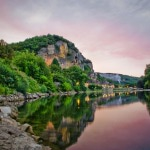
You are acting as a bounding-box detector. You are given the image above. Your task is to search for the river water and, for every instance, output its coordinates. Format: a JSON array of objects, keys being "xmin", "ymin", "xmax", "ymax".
[{"xmin": 18, "ymin": 92, "xmax": 150, "ymax": 150}]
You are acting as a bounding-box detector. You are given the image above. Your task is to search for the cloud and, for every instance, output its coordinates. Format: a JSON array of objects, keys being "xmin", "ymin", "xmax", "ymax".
[{"xmin": 0, "ymin": 0, "xmax": 150, "ymax": 76}]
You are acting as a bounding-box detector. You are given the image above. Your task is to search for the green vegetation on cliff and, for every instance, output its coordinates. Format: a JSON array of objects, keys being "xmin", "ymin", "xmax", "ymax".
[{"xmin": 9, "ymin": 34, "xmax": 78, "ymax": 54}]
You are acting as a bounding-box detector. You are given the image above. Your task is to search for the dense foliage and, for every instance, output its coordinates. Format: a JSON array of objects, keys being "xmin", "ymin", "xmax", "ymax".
[
  {"xmin": 0, "ymin": 59, "xmax": 41, "ymax": 94},
  {"xmin": 0, "ymin": 49, "xmax": 90, "ymax": 94},
  {"xmin": 0, "ymin": 45, "xmax": 14, "ymax": 59},
  {"xmin": 137, "ymin": 64, "xmax": 150, "ymax": 89},
  {"xmin": 9, "ymin": 34, "xmax": 78, "ymax": 54}
]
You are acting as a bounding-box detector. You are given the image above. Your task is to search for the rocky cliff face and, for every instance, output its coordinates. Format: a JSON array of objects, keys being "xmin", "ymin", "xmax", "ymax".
[
  {"xmin": 38, "ymin": 40, "xmax": 94, "ymax": 72},
  {"xmin": 99, "ymin": 73, "xmax": 121, "ymax": 83},
  {"xmin": 99, "ymin": 73, "xmax": 139, "ymax": 85}
]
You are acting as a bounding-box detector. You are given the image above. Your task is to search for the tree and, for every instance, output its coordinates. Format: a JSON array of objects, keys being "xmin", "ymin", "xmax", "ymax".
[
  {"xmin": 0, "ymin": 45, "xmax": 14, "ymax": 59},
  {"xmin": 63, "ymin": 66, "xmax": 88, "ymax": 85},
  {"xmin": 13, "ymin": 51, "xmax": 50, "ymax": 80},
  {"xmin": 138, "ymin": 64, "xmax": 150, "ymax": 89}
]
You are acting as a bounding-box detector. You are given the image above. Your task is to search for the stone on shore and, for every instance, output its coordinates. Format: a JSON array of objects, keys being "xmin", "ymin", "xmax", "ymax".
[{"xmin": 0, "ymin": 106, "xmax": 51, "ymax": 150}]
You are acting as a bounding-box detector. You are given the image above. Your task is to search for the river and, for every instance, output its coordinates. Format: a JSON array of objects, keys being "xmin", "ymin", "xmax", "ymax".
[{"xmin": 18, "ymin": 91, "xmax": 150, "ymax": 150}]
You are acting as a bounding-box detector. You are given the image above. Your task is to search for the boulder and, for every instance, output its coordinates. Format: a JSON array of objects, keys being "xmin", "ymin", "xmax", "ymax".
[
  {"xmin": 1, "ymin": 117, "xmax": 18, "ymax": 127},
  {"xmin": 21, "ymin": 123, "xmax": 34, "ymax": 135},
  {"xmin": 9, "ymin": 106, "xmax": 18, "ymax": 119},
  {"xmin": 0, "ymin": 122, "xmax": 44, "ymax": 150},
  {"xmin": 32, "ymin": 93, "xmax": 39, "ymax": 99},
  {"xmin": 32, "ymin": 135, "xmax": 40, "ymax": 142},
  {"xmin": 17, "ymin": 93, "xmax": 25, "ymax": 100},
  {"xmin": 0, "ymin": 106, "xmax": 11, "ymax": 117}
]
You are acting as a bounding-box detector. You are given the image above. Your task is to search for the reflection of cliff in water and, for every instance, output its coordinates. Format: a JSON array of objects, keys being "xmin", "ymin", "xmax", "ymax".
[
  {"xmin": 18, "ymin": 94, "xmax": 97, "ymax": 150},
  {"xmin": 103, "ymin": 95, "xmax": 140, "ymax": 107}
]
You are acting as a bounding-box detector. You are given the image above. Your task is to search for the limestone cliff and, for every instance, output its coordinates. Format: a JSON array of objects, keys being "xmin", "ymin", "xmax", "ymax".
[
  {"xmin": 38, "ymin": 40, "xmax": 94, "ymax": 72},
  {"xmin": 98, "ymin": 73, "xmax": 139, "ymax": 85},
  {"xmin": 8, "ymin": 34, "xmax": 94, "ymax": 72}
]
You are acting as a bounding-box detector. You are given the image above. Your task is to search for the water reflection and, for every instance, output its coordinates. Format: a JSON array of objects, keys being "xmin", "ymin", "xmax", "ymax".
[
  {"xmin": 18, "ymin": 92, "xmax": 150, "ymax": 150},
  {"xmin": 18, "ymin": 94, "xmax": 96, "ymax": 149},
  {"xmin": 138, "ymin": 92, "xmax": 150, "ymax": 115}
]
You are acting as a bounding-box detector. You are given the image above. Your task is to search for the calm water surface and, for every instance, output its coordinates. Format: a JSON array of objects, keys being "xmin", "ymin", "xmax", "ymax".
[{"xmin": 18, "ymin": 92, "xmax": 150, "ymax": 150}]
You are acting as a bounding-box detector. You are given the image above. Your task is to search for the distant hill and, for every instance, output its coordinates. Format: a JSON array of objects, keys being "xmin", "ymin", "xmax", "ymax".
[{"xmin": 98, "ymin": 73, "xmax": 139, "ymax": 86}]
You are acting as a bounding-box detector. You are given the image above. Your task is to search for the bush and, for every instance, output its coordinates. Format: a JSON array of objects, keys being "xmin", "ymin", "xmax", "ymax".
[
  {"xmin": 13, "ymin": 51, "xmax": 50, "ymax": 80},
  {"xmin": 74, "ymin": 85, "xmax": 80, "ymax": 92},
  {"xmin": 0, "ymin": 84, "xmax": 5, "ymax": 94},
  {"xmin": 16, "ymin": 81, "xmax": 28, "ymax": 95},
  {"xmin": 40, "ymin": 85, "xmax": 48, "ymax": 93},
  {"xmin": 61, "ymin": 82, "xmax": 72, "ymax": 92}
]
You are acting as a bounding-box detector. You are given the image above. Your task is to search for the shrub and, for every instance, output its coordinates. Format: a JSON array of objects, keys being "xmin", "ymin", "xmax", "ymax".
[
  {"xmin": 40, "ymin": 85, "xmax": 48, "ymax": 93},
  {"xmin": 0, "ymin": 84, "xmax": 5, "ymax": 94},
  {"xmin": 61, "ymin": 82, "xmax": 72, "ymax": 92}
]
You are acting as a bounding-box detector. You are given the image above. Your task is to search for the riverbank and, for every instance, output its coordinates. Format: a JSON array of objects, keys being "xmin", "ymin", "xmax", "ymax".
[
  {"xmin": 0, "ymin": 106, "xmax": 51, "ymax": 150},
  {"xmin": 0, "ymin": 90, "xmax": 103, "ymax": 106},
  {"xmin": 0, "ymin": 92, "xmax": 50, "ymax": 106}
]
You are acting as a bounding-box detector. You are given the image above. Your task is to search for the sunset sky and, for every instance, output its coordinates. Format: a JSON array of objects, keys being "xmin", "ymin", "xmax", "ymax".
[{"xmin": 0, "ymin": 0, "xmax": 150, "ymax": 77}]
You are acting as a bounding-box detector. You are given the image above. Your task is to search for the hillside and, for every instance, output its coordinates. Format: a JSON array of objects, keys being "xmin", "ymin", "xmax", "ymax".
[
  {"xmin": 0, "ymin": 35, "xmax": 99, "ymax": 95},
  {"xmin": 10, "ymin": 34, "xmax": 93, "ymax": 72},
  {"xmin": 98, "ymin": 73, "xmax": 139, "ymax": 86}
]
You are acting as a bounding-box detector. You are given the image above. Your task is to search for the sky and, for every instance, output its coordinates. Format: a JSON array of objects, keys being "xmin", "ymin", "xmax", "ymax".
[{"xmin": 0, "ymin": 0, "xmax": 150, "ymax": 77}]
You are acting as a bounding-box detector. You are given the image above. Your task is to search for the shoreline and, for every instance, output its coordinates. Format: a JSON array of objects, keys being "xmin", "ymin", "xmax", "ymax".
[
  {"xmin": 0, "ymin": 89, "xmax": 149, "ymax": 106},
  {"xmin": 0, "ymin": 90, "xmax": 103, "ymax": 106}
]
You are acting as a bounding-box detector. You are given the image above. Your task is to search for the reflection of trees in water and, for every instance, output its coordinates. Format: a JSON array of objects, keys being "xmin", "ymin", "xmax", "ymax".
[
  {"xmin": 144, "ymin": 92, "xmax": 150, "ymax": 115},
  {"xmin": 18, "ymin": 94, "xmax": 96, "ymax": 150},
  {"xmin": 137, "ymin": 92, "xmax": 150, "ymax": 115}
]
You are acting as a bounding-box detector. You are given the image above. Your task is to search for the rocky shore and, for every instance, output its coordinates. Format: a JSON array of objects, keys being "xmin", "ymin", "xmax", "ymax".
[
  {"xmin": 0, "ymin": 92, "xmax": 50, "ymax": 106},
  {"xmin": 0, "ymin": 106, "xmax": 51, "ymax": 150},
  {"xmin": 0, "ymin": 91, "xmax": 79, "ymax": 106}
]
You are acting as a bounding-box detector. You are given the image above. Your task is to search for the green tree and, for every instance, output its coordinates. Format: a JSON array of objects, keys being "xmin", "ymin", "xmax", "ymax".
[
  {"xmin": 13, "ymin": 51, "xmax": 50, "ymax": 80},
  {"xmin": 63, "ymin": 66, "xmax": 88, "ymax": 85},
  {"xmin": 144, "ymin": 65, "xmax": 150, "ymax": 88},
  {"xmin": 138, "ymin": 64, "xmax": 150, "ymax": 89},
  {"xmin": 0, "ymin": 45, "xmax": 14, "ymax": 59}
]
